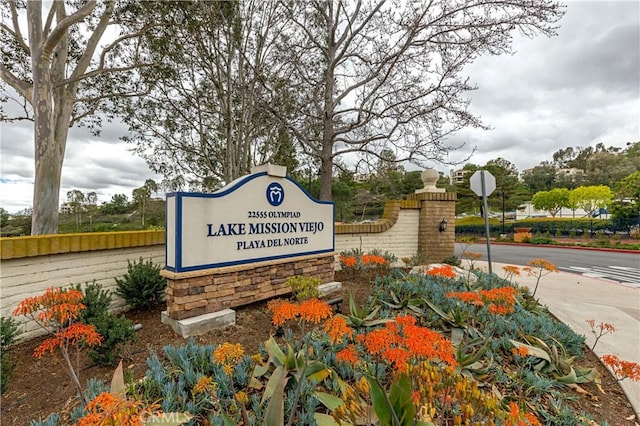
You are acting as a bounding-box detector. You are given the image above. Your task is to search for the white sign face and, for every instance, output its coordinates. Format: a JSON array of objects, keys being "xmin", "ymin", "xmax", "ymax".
[
  {"xmin": 470, "ymin": 170, "xmax": 496, "ymax": 197},
  {"xmin": 166, "ymin": 172, "xmax": 334, "ymax": 272}
]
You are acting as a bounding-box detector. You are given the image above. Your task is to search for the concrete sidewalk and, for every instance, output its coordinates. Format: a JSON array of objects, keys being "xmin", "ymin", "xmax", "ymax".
[{"xmin": 467, "ymin": 260, "xmax": 640, "ymax": 419}]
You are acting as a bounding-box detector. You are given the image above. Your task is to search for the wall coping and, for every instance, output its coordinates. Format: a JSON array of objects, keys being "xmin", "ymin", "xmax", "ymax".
[
  {"xmin": 408, "ymin": 192, "xmax": 457, "ymax": 201},
  {"xmin": 0, "ymin": 230, "xmax": 165, "ymax": 260},
  {"xmin": 161, "ymin": 251, "xmax": 337, "ymax": 280},
  {"xmin": 335, "ymin": 199, "xmax": 420, "ymax": 234}
]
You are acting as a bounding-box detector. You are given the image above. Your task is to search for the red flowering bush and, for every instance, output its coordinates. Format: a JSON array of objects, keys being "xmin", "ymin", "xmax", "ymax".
[{"xmin": 13, "ymin": 287, "xmax": 102, "ymax": 403}]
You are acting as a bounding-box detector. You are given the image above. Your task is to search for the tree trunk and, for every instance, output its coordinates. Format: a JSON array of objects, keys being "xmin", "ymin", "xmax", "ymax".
[
  {"xmin": 28, "ymin": 2, "xmax": 74, "ymax": 235},
  {"xmin": 319, "ymin": 7, "xmax": 336, "ymax": 201},
  {"xmin": 30, "ymin": 39, "xmax": 62, "ymax": 234}
]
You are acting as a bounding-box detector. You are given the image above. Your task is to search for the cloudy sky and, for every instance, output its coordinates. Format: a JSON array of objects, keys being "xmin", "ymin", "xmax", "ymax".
[{"xmin": 1, "ymin": 0, "xmax": 639, "ymax": 214}]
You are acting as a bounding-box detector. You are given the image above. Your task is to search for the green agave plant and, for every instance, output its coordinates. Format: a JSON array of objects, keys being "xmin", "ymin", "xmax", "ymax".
[
  {"xmin": 510, "ymin": 336, "xmax": 599, "ymax": 384},
  {"xmin": 340, "ymin": 292, "xmax": 392, "ymax": 329}
]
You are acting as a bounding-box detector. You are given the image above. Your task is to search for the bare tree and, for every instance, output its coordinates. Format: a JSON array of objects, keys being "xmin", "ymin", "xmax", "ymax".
[
  {"xmin": 0, "ymin": 1, "xmax": 165, "ymax": 234},
  {"xmin": 272, "ymin": 0, "xmax": 564, "ymax": 200},
  {"xmin": 122, "ymin": 0, "xmax": 299, "ymax": 188}
]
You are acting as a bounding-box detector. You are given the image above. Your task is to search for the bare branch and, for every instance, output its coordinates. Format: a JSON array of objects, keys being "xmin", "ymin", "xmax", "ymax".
[
  {"xmin": 60, "ymin": 62, "xmax": 153, "ymax": 88},
  {"xmin": 43, "ymin": 1, "xmax": 97, "ymax": 58},
  {"xmin": 68, "ymin": 0, "xmax": 114, "ymax": 81},
  {"xmin": 7, "ymin": 0, "xmax": 30, "ymax": 55},
  {"xmin": 0, "ymin": 63, "xmax": 32, "ymax": 102}
]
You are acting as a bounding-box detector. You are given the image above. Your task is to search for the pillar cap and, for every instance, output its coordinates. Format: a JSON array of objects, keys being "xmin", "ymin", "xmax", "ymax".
[{"xmin": 415, "ymin": 168, "xmax": 445, "ymax": 193}]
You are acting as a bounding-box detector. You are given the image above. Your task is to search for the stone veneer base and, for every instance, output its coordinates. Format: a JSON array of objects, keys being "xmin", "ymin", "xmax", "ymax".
[
  {"xmin": 161, "ymin": 309, "xmax": 236, "ymax": 338},
  {"xmin": 163, "ymin": 253, "xmax": 336, "ymax": 321}
]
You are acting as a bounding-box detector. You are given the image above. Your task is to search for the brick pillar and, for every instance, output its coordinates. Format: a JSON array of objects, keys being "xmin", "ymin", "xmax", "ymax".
[{"xmin": 408, "ymin": 192, "xmax": 457, "ymax": 263}]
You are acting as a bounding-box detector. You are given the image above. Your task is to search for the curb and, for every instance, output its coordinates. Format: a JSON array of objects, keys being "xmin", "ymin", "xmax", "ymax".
[{"xmin": 480, "ymin": 241, "xmax": 639, "ymax": 254}]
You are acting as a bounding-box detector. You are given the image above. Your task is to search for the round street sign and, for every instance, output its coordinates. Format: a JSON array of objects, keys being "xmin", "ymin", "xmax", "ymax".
[{"xmin": 470, "ymin": 170, "xmax": 496, "ymax": 197}]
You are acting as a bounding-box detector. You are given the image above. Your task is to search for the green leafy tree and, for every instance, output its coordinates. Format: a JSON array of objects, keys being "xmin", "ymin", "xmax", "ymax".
[
  {"xmin": 610, "ymin": 171, "xmax": 640, "ymax": 219},
  {"xmin": 101, "ymin": 194, "xmax": 129, "ymax": 215},
  {"xmin": 0, "ymin": 208, "xmax": 9, "ymax": 228},
  {"xmin": 401, "ymin": 171, "xmax": 425, "ymax": 194},
  {"xmin": 1, "ymin": 1, "xmax": 165, "ymax": 235},
  {"xmin": 455, "ymin": 159, "xmax": 526, "ymax": 217},
  {"xmin": 66, "ymin": 189, "xmax": 86, "ymax": 229},
  {"xmin": 522, "ymin": 162, "xmax": 557, "ymax": 193},
  {"xmin": 484, "ymin": 158, "xmax": 527, "ymax": 214},
  {"xmin": 531, "ymin": 188, "xmax": 570, "ymax": 217},
  {"xmin": 132, "ymin": 179, "xmax": 158, "ymax": 226},
  {"xmin": 568, "ymin": 185, "xmax": 613, "ymax": 217},
  {"xmin": 584, "ymin": 151, "xmax": 636, "ymax": 187},
  {"xmin": 332, "ymin": 170, "xmax": 357, "ymax": 222}
]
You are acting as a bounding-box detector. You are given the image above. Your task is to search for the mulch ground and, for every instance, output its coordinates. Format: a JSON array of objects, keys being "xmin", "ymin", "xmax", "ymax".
[{"xmin": 1, "ymin": 271, "xmax": 637, "ymax": 425}]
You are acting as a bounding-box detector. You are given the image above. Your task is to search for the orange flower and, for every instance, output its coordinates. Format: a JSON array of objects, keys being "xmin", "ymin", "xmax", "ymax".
[
  {"xmin": 193, "ymin": 376, "xmax": 213, "ymax": 394},
  {"xmin": 356, "ymin": 316, "xmax": 455, "ymax": 371},
  {"xmin": 361, "ymin": 254, "xmax": 387, "ymax": 266},
  {"xmin": 511, "ymin": 346, "xmax": 529, "ymax": 358},
  {"xmin": 383, "ymin": 347, "xmax": 411, "ymax": 372},
  {"xmin": 34, "ymin": 323, "xmax": 102, "ymax": 358},
  {"xmin": 76, "ymin": 391, "xmax": 151, "ymax": 426},
  {"xmin": 14, "ymin": 287, "xmax": 85, "ymax": 325},
  {"xmin": 298, "ymin": 298, "xmax": 333, "ymax": 324},
  {"xmin": 601, "ymin": 354, "xmax": 640, "ymax": 382},
  {"xmin": 268, "ymin": 299, "xmax": 299, "ymax": 326},
  {"xmin": 502, "ymin": 265, "xmax": 521, "ymax": 275},
  {"xmin": 526, "ymin": 259, "xmax": 558, "ymax": 273},
  {"xmin": 426, "ymin": 264, "xmax": 457, "ymax": 278},
  {"xmin": 488, "ymin": 304, "xmax": 514, "ymax": 315},
  {"xmin": 340, "ymin": 256, "xmax": 357, "ymax": 268},
  {"xmin": 586, "ymin": 319, "xmax": 616, "ymax": 333},
  {"xmin": 336, "ymin": 344, "xmax": 360, "ymax": 365},
  {"xmin": 324, "ymin": 315, "xmax": 353, "ymax": 344},
  {"xmin": 446, "ymin": 291, "xmax": 484, "ymax": 306},
  {"xmin": 505, "ymin": 401, "xmax": 541, "ymax": 425},
  {"xmin": 480, "ymin": 286, "xmax": 516, "ymax": 304},
  {"xmin": 213, "ymin": 342, "xmax": 245, "ymax": 365}
]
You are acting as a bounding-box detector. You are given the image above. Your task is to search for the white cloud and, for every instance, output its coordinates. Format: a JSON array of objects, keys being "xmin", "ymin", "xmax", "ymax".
[{"xmin": 1, "ymin": 1, "xmax": 638, "ymax": 213}]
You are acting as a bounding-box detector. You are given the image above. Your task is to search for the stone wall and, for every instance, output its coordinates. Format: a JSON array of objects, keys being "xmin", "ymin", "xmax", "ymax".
[{"xmin": 162, "ymin": 254, "xmax": 335, "ymax": 320}]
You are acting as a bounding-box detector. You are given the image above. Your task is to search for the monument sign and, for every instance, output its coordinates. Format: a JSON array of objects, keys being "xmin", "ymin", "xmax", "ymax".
[{"xmin": 166, "ymin": 165, "xmax": 334, "ymax": 273}]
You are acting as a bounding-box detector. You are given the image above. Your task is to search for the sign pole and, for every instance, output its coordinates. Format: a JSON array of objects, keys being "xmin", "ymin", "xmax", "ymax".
[{"xmin": 480, "ymin": 171, "xmax": 493, "ymax": 274}]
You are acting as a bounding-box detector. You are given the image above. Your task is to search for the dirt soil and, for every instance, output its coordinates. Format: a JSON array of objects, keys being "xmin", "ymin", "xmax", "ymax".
[{"xmin": 1, "ymin": 272, "xmax": 637, "ymax": 425}]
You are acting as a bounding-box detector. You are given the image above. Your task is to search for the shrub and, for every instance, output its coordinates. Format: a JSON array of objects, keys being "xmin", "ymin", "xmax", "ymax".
[
  {"xmin": 442, "ymin": 255, "xmax": 461, "ymax": 267},
  {"xmin": 529, "ymin": 236, "xmax": 556, "ymax": 245},
  {"xmin": 115, "ymin": 257, "xmax": 166, "ymax": 310},
  {"xmin": 75, "ymin": 281, "xmax": 135, "ymax": 366},
  {"xmin": 1, "ymin": 317, "xmax": 20, "ymax": 393},
  {"xmin": 286, "ymin": 275, "xmax": 321, "ymax": 301}
]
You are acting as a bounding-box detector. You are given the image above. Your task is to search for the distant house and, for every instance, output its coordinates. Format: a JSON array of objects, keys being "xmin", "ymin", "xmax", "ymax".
[
  {"xmin": 450, "ymin": 169, "xmax": 470, "ymax": 185},
  {"xmin": 354, "ymin": 173, "xmax": 372, "ymax": 183},
  {"xmin": 59, "ymin": 202, "xmax": 74, "ymax": 214}
]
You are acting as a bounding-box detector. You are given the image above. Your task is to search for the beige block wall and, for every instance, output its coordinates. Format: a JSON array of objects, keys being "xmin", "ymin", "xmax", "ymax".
[
  {"xmin": 1, "ymin": 232, "xmax": 164, "ymax": 341},
  {"xmin": 1, "ymin": 194, "xmax": 456, "ymax": 341},
  {"xmin": 335, "ymin": 209, "xmax": 420, "ymax": 259}
]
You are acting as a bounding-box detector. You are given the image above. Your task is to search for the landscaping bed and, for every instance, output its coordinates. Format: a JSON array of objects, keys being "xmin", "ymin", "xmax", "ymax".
[{"xmin": 1, "ymin": 267, "xmax": 637, "ymax": 425}]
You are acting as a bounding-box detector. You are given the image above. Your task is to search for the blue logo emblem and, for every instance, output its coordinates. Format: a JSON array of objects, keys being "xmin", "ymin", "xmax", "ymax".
[{"xmin": 266, "ymin": 182, "xmax": 284, "ymax": 206}]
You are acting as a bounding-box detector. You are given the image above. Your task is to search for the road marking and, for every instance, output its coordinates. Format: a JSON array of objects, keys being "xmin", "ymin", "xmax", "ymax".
[{"xmin": 560, "ymin": 266, "xmax": 640, "ymax": 288}]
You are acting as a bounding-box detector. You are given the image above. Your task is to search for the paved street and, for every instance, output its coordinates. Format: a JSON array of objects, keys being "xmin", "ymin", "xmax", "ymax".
[{"xmin": 559, "ymin": 265, "xmax": 640, "ymax": 288}]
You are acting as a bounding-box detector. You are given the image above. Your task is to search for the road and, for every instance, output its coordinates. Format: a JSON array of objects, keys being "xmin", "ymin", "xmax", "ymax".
[{"xmin": 455, "ymin": 243, "xmax": 640, "ymax": 288}]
